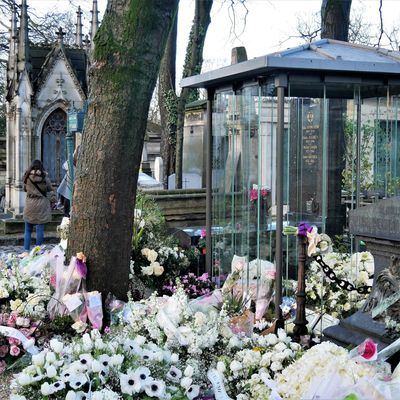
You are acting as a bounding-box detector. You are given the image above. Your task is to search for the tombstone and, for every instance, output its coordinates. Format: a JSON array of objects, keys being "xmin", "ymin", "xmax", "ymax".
[
  {"xmin": 154, "ymin": 157, "xmax": 164, "ymax": 185},
  {"xmin": 288, "ymin": 99, "xmax": 345, "ymax": 236},
  {"xmin": 323, "ymin": 197, "xmax": 400, "ymax": 351}
]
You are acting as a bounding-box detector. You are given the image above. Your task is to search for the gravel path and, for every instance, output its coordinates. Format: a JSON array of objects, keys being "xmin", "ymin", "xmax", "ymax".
[{"xmin": 0, "ymin": 372, "xmax": 12, "ymax": 399}]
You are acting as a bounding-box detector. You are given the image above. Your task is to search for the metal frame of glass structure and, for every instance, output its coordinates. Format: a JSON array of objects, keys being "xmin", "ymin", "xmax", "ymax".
[{"xmin": 181, "ymin": 39, "xmax": 400, "ymax": 320}]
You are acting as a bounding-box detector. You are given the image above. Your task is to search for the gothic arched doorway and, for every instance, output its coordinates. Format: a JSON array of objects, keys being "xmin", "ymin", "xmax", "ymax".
[{"xmin": 41, "ymin": 108, "xmax": 67, "ymax": 184}]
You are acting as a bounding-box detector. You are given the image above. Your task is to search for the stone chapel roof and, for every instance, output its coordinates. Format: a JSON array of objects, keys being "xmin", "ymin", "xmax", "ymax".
[{"xmin": 30, "ymin": 44, "xmax": 88, "ymax": 94}]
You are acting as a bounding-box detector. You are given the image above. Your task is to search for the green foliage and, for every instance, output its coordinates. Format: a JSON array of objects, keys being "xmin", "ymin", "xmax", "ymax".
[
  {"xmin": 163, "ymin": 89, "xmax": 178, "ymax": 144},
  {"xmin": 132, "ymin": 191, "xmax": 172, "ymax": 252},
  {"xmin": 332, "ymin": 235, "xmax": 351, "ymax": 254},
  {"xmin": 342, "ymin": 117, "xmax": 374, "ymax": 193},
  {"xmin": 36, "ymin": 315, "xmax": 76, "ymax": 343}
]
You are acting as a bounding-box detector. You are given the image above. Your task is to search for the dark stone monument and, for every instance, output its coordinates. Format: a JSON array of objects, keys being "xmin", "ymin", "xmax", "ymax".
[
  {"xmin": 288, "ymin": 99, "xmax": 345, "ymax": 236},
  {"xmin": 323, "ymin": 197, "xmax": 400, "ymax": 351}
]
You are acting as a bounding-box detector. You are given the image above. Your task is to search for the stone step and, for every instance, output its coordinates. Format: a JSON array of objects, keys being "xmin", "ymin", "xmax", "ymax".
[
  {"xmin": 0, "ymin": 232, "xmax": 59, "ymax": 246},
  {"xmin": 0, "ymin": 211, "xmax": 63, "ymax": 234}
]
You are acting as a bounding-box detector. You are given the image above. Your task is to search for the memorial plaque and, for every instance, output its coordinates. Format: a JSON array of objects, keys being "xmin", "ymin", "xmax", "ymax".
[
  {"xmin": 288, "ymin": 99, "xmax": 345, "ymax": 236},
  {"xmin": 302, "ymin": 110, "xmax": 319, "ymax": 167}
]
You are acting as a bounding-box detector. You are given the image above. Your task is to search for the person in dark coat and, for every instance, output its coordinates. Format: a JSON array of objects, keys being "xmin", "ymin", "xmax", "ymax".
[{"xmin": 21, "ymin": 160, "xmax": 52, "ymax": 256}]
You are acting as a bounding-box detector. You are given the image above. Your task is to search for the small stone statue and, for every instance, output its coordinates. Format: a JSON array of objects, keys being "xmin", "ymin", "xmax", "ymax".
[{"xmin": 362, "ymin": 255, "xmax": 400, "ymax": 320}]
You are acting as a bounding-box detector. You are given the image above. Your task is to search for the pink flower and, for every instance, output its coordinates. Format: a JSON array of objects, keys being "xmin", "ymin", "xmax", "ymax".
[
  {"xmin": 9, "ymin": 345, "xmax": 20, "ymax": 357},
  {"xmin": 358, "ymin": 338, "xmax": 378, "ymax": 360},
  {"xmin": 7, "ymin": 313, "xmax": 17, "ymax": 327},
  {"xmin": 261, "ymin": 189, "xmax": 269, "ymax": 198},
  {"xmin": 49, "ymin": 274, "xmax": 57, "ymax": 288},
  {"xmin": 8, "ymin": 337, "xmax": 21, "ymax": 346},
  {"xmin": 0, "ymin": 360, "xmax": 7, "ymax": 374},
  {"xmin": 200, "ymin": 228, "xmax": 207, "ymax": 238},
  {"xmin": 250, "ymin": 188, "xmax": 258, "ymax": 202}
]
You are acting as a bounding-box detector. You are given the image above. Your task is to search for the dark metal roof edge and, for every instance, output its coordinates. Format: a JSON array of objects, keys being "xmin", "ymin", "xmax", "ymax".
[
  {"xmin": 181, "ymin": 56, "xmax": 268, "ymax": 88},
  {"xmin": 181, "ymin": 39, "xmax": 400, "ymax": 89}
]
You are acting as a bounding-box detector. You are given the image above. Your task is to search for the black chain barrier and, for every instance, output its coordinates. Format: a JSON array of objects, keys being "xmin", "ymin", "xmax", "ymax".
[{"xmin": 312, "ymin": 254, "xmax": 372, "ymax": 295}]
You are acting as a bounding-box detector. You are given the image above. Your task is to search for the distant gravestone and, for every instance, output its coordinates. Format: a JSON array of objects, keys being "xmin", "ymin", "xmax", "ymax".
[
  {"xmin": 324, "ymin": 198, "xmax": 400, "ymax": 352},
  {"xmin": 154, "ymin": 157, "xmax": 163, "ymax": 185}
]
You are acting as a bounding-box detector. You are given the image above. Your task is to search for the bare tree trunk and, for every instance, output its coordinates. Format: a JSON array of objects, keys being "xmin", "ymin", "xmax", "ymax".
[
  {"xmin": 321, "ymin": 0, "xmax": 352, "ymax": 41},
  {"xmin": 321, "ymin": 0, "xmax": 352, "ymax": 235},
  {"xmin": 175, "ymin": 0, "xmax": 213, "ymax": 189},
  {"xmin": 68, "ymin": 0, "xmax": 178, "ymax": 301},
  {"xmin": 158, "ymin": 17, "xmax": 177, "ymax": 187}
]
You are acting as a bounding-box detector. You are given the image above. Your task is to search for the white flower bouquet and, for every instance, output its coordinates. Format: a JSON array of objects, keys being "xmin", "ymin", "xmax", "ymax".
[{"xmin": 285, "ymin": 251, "xmax": 374, "ymax": 319}]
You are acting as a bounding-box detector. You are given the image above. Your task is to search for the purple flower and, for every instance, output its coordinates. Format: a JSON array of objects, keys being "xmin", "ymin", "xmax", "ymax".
[
  {"xmin": 297, "ymin": 222, "xmax": 312, "ymax": 237},
  {"xmin": 75, "ymin": 257, "xmax": 87, "ymax": 279}
]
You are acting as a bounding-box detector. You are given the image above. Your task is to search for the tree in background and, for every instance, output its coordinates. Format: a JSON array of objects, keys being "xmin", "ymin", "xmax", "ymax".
[
  {"xmin": 175, "ymin": 0, "xmax": 213, "ymax": 189},
  {"xmin": 321, "ymin": 0, "xmax": 352, "ymax": 41},
  {"xmin": 158, "ymin": 16, "xmax": 177, "ymax": 185},
  {"xmin": 68, "ymin": 0, "xmax": 179, "ymax": 300}
]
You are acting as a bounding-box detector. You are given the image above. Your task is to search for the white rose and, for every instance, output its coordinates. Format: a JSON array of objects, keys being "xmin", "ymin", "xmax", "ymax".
[
  {"xmin": 147, "ymin": 249, "xmax": 158, "ymax": 263},
  {"xmin": 265, "ymin": 333, "xmax": 278, "ymax": 346},
  {"xmin": 152, "ymin": 262, "xmax": 164, "ymax": 277},
  {"xmin": 270, "ymin": 361, "xmax": 283, "ymax": 372},
  {"xmin": 230, "ymin": 360, "xmax": 242, "ymax": 372}
]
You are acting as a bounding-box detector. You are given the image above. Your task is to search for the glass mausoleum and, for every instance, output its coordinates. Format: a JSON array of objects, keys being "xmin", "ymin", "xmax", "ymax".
[{"xmin": 181, "ymin": 39, "xmax": 400, "ymax": 306}]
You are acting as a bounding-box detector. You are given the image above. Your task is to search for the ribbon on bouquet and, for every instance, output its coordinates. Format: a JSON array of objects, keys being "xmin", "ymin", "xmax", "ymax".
[
  {"xmin": 0, "ymin": 325, "xmax": 39, "ymax": 355},
  {"xmin": 207, "ymin": 369, "xmax": 232, "ymax": 400}
]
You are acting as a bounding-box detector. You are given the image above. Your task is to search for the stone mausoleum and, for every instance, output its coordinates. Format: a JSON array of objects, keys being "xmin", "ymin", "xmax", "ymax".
[{"xmin": 5, "ymin": 0, "xmax": 100, "ymax": 215}]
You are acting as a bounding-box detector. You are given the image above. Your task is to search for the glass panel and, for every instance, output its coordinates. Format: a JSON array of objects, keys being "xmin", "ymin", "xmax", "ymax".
[
  {"xmin": 211, "ymin": 88, "xmax": 276, "ymax": 289},
  {"xmin": 210, "ymin": 80, "xmax": 400, "ymax": 324}
]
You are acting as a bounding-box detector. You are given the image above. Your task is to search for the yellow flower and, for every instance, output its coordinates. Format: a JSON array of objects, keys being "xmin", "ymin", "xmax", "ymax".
[
  {"xmin": 76, "ymin": 252, "xmax": 87, "ymax": 263},
  {"xmin": 10, "ymin": 298, "xmax": 23, "ymax": 312},
  {"xmin": 252, "ymin": 347, "xmax": 264, "ymax": 352}
]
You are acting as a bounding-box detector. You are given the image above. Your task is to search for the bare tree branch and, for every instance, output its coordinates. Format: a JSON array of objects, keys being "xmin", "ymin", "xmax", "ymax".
[{"xmin": 377, "ymin": 0, "xmax": 383, "ymax": 46}]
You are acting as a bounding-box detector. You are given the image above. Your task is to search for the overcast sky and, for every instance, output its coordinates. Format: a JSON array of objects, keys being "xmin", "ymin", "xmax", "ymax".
[{"xmin": 28, "ymin": 0, "xmax": 400, "ymax": 79}]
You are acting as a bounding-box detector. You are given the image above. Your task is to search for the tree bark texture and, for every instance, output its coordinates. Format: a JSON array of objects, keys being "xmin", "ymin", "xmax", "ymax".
[
  {"xmin": 68, "ymin": 0, "xmax": 179, "ymax": 300},
  {"xmin": 175, "ymin": 0, "xmax": 213, "ymax": 189},
  {"xmin": 158, "ymin": 16, "xmax": 177, "ymax": 186},
  {"xmin": 321, "ymin": 0, "xmax": 352, "ymax": 41}
]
